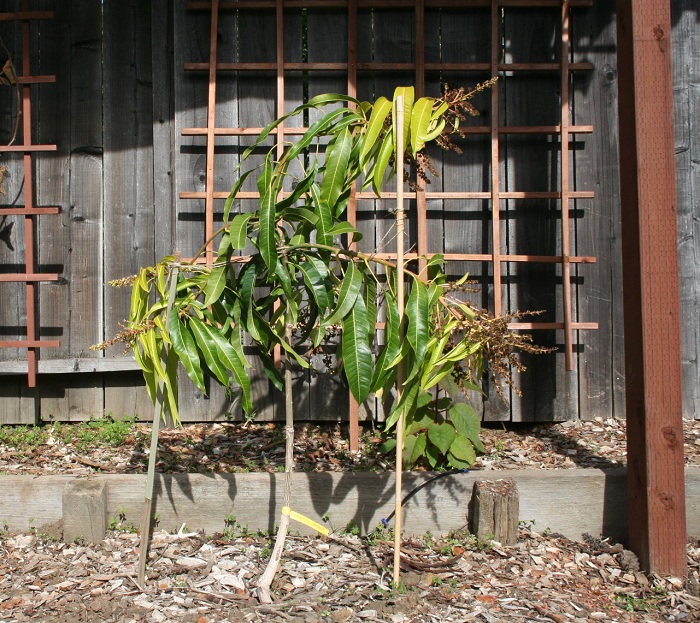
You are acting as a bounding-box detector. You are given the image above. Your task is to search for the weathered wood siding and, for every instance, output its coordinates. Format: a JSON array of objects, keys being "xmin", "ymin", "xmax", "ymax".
[{"xmin": 0, "ymin": 0, "xmax": 697, "ymax": 423}]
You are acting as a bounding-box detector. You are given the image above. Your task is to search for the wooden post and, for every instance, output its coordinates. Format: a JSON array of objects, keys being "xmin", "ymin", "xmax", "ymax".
[
  {"xmin": 616, "ymin": 0, "xmax": 687, "ymax": 575},
  {"xmin": 471, "ymin": 479, "xmax": 519, "ymax": 546}
]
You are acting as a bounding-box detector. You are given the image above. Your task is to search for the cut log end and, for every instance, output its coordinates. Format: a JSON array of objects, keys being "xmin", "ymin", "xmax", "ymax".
[{"xmin": 471, "ymin": 478, "xmax": 520, "ymax": 545}]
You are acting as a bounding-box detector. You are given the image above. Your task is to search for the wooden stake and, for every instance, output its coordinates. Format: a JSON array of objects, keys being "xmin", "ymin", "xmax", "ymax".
[
  {"xmin": 137, "ymin": 267, "xmax": 179, "ymax": 589},
  {"xmin": 393, "ymin": 96, "xmax": 405, "ymax": 588}
]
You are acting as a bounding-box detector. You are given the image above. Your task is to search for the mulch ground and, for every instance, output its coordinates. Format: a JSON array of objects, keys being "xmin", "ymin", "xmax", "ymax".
[{"xmin": 0, "ymin": 417, "xmax": 699, "ymax": 623}]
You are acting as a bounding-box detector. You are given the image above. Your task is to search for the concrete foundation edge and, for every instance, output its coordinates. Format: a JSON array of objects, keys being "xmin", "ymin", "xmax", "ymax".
[{"xmin": 1, "ymin": 468, "xmax": 698, "ymax": 544}]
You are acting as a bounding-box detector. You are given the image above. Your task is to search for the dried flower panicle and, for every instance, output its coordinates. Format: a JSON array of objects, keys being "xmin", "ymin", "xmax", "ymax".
[{"xmin": 90, "ymin": 319, "xmax": 155, "ymax": 353}]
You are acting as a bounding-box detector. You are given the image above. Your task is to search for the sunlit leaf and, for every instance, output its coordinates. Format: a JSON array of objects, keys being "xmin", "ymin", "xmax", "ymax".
[
  {"xmin": 321, "ymin": 126, "xmax": 353, "ymax": 211},
  {"xmin": 359, "ymin": 96, "xmax": 392, "ymax": 170},
  {"xmin": 203, "ymin": 265, "xmax": 227, "ymax": 307},
  {"xmin": 427, "ymin": 422, "xmax": 456, "ymax": 455}
]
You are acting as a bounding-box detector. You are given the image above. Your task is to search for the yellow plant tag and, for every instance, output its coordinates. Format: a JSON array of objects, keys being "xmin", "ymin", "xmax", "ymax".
[{"xmin": 281, "ymin": 506, "xmax": 329, "ymax": 536}]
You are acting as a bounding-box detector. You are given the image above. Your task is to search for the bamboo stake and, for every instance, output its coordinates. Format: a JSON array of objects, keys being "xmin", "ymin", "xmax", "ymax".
[
  {"xmin": 393, "ymin": 96, "xmax": 405, "ymax": 588},
  {"xmin": 137, "ymin": 267, "xmax": 179, "ymax": 589}
]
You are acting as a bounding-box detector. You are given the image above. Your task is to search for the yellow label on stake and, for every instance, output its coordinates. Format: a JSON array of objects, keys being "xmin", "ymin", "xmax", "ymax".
[{"xmin": 281, "ymin": 506, "xmax": 329, "ymax": 536}]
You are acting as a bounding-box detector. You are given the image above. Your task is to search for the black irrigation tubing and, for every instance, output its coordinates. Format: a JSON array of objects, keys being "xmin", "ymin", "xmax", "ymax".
[{"xmin": 376, "ymin": 469, "xmax": 470, "ymax": 532}]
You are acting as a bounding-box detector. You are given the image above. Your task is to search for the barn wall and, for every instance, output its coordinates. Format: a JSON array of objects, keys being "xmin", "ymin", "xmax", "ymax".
[{"xmin": 0, "ymin": 0, "xmax": 696, "ymax": 423}]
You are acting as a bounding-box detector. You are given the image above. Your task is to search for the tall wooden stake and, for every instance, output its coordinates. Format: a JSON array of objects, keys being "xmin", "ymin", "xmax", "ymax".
[
  {"xmin": 393, "ymin": 96, "xmax": 405, "ymax": 588},
  {"xmin": 137, "ymin": 267, "xmax": 179, "ymax": 589}
]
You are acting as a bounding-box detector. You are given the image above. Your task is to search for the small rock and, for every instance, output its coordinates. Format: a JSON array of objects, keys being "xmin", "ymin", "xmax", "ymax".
[
  {"xmin": 151, "ymin": 610, "xmax": 166, "ymax": 623},
  {"xmin": 330, "ymin": 607, "xmax": 354, "ymax": 622}
]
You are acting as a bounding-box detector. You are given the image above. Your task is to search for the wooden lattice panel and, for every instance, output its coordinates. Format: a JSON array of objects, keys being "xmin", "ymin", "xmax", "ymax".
[
  {"xmin": 180, "ymin": 0, "xmax": 599, "ymax": 436},
  {"xmin": 0, "ymin": 3, "xmax": 59, "ymax": 387}
]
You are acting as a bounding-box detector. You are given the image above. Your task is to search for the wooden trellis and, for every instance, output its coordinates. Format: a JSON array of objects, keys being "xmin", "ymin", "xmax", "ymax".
[
  {"xmin": 181, "ymin": 0, "xmax": 598, "ymax": 444},
  {"xmin": 0, "ymin": 2, "xmax": 59, "ymax": 387}
]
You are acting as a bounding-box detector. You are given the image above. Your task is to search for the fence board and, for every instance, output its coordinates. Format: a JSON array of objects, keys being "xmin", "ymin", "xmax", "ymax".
[
  {"xmin": 503, "ymin": 6, "xmax": 578, "ymax": 422},
  {"xmin": 573, "ymin": 2, "xmax": 625, "ymax": 421},
  {"xmin": 0, "ymin": 1, "xmax": 698, "ymax": 424},
  {"xmin": 673, "ymin": 1, "xmax": 700, "ymax": 420},
  {"xmin": 102, "ymin": 0, "xmax": 158, "ymax": 419}
]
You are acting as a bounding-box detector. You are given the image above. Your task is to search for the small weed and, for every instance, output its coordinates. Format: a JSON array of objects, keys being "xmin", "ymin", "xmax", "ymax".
[
  {"xmin": 431, "ymin": 575, "xmax": 444, "ymax": 587},
  {"xmin": 615, "ymin": 593, "xmax": 655, "ymax": 613}
]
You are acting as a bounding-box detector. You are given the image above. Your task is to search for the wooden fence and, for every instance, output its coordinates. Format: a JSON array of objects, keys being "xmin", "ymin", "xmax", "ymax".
[{"xmin": 0, "ymin": 0, "xmax": 696, "ymax": 424}]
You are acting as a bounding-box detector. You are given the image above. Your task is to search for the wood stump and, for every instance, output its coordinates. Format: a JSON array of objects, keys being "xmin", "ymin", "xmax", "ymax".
[{"xmin": 471, "ymin": 478, "xmax": 519, "ymax": 545}]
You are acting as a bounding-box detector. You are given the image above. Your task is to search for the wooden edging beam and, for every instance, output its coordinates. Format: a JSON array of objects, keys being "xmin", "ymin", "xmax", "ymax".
[{"xmin": 616, "ymin": 0, "xmax": 687, "ymax": 576}]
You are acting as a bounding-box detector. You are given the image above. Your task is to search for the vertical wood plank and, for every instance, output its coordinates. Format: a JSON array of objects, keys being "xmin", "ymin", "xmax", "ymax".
[
  {"xmin": 102, "ymin": 0, "xmax": 158, "ymax": 419},
  {"xmin": 672, "ymin": 0, "xmax": 700, "ymax": 420},
  {"xmin": 503, "ymin": 6, "xmax": 577, "ymax": 422},
  {"xmin": 35, "ymin": 0, "xmax": 105, "ymax": 421},
  {"xmin": 573, "ymin": 2, "xmax": 624, "ymax": 421}
]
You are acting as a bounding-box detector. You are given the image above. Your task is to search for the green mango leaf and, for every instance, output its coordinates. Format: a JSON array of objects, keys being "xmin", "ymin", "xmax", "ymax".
[
  {"xmin": 278, "ymin": 206, "xmax": 318, "ymax": 226},
  {"xmin": 258, "ymin": 185, "xmax": 278, "ymax": 274},
  {"xmin": 323, "ymin": 260, "xmax": 363, "ymax": 327},
  {"xmin": 276, "ymin": 167, "xmax": 317, "ymax": 211},
  {"xmin": 230, "ymin": 212, "xmax": 253, "ymax": 250},
  {"xmin": 406, "ymin": 280, "xmax": 430, "ymax": 364},
  {"xmin": 449, "ymin": 402, "xmax": 485, "ymax": 453},
  {"xmin": 370, "ymin": 290, "xmax": 401, "ymax": 392},
  {"xmin": 384, "ymin": 378, "xmax": 419, "ymax": 430},
  {"xmin": 321, "ymin": 126, "xmax": 353, "ymax": 211},
  {"xmin": 284, "ymin": 108, "xmax": 352, "ymax": 165},
  {"xmin": 449, "ymin": 433, "xmax": 477, "ymax": 465},
  {"xmin": 341, "ymin": 294, "xmax": 373, "ymax": 404},
  {"xmin": 427, "ymin": 422, "xmax": 456, "ymax": 455},
  {"xmin": 424, "ymin": 117, "xmax": 446, "ymax": 142},
  {"xmin": 410, "ymin": 97, "xmax": 436, "ymax": 156},
  {"xmin": 168, "ymin": 311, "xmax": 206, "ymax": 393},
  {"xmin": 310, "ymin": 182, "xmax": 334, "ymax": 247},
  {"xmin": 134, "ymin": 338, "xmax": 157, "ymax": 403},
  {"xmin": 298, "ymin": 260, "xmax": 330, "ymax": 313},
  {"xmin": 188, "ymin": 317, "xmax": 230, "ymax": 387},
  {"xmin": 327, "ymin": 221, "xmax": 363, "ymax": 242},
  {"xmin": 371, "ymin": 135, "xmax": 394, "ymax": 195},
  {"xmin": 163, "ymin": 346, "xmax": 180, "ymax": 424},
  {"xmin": 359, "ymin": 96, "xmax": 392, "ymax": 170},
  {"xmin": 189, "ymin": 316, "xmax": 253, "ymax": 413},
  {"xmin": 380, "ymin": 437, "xmax": 397, "ymax": 454},
  {"xmin": 203, "ymin": 265, "xmax": 227, "ymax": 307}
]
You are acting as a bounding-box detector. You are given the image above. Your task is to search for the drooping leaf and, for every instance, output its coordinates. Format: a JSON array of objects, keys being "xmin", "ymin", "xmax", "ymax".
[
  {"xmin": 427, "ymin": 422, "xmax": 456, "ymax": 455},
  {"xmin": 409, "ymin": 97, "xmax": 436, "ymax": 156},
  {"xmin": 203, "ymin": 265, "xmax": 227, "ymax": 307},
  {"xmin": 188, "ymin": 316, "xmax": 230, "ymax": 387},
  {"xmin": 359, "ymin": 96, "xmax": 392, "ymax": 170},
  {"xmin": 321, "ymin": 126, "xmax": 353, "ymax": 211},
  {"xmin": 230, "ymin": 212, "xmax": 253, "ymax": 250},
  {"xmin": 449, "ymin": 433, "xmax": 477, "ymax": 465},
  {"xmin": 310, "ymin": 182, "xmax": 334, "ymax": 247},
  {"xmin": 163, "ymin": 345, "xmax": 180, "ymax": 424},
  {"xmin": 371, "ymin": 134, "xmax": 394, "ymax": 195},
  {"xmin": 405, "ymin": 280, "xmax": 430, "ymax": 364},
  {"xmin": 323, "ymin": 260, "xmax": 363, "ymax": 327},
  {"xmin": 168, "ymin": 310, "xmax": 206, "ymax": 393},
  {"xmin": 298, "ymin": 260, "xmax": 330, "ymax": 313},
  {"xmin": 258, "ymin": 183, "xmax": 278, "ymax": 274},
  {"xmin": 189, "ymin": 316, "xmax": 253, "ymax": 414},
  {"xmin": 341, "ymin": 294, "xmax": 373, "ymax": 404},
  {"xmin": 370, "ymin": 290, "xmax": 402, "ymax": 392}
]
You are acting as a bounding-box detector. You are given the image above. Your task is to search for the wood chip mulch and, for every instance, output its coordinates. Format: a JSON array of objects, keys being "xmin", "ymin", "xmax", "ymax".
[{"xmin": 0, "ymin": 417, "xmax": 699, "ymax": 622}]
